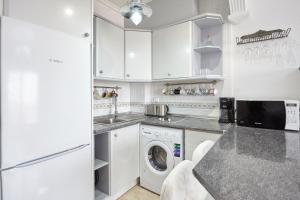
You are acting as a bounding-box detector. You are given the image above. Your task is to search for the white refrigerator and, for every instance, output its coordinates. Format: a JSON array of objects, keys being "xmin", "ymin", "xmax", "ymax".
[{"xmin": 0, "ymin": 17, "xmax": 93, "ymax": 200}]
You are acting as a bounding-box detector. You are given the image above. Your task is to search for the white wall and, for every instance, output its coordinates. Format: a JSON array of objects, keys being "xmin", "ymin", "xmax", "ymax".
[
  {"xmin": 231, "ymin": 0, "xmax": 300, "ymax": 100},
  {"xmin": 93, "ymin": 81, "xmax": 131, "ymax": 116},
  {"xmin": 0, "ymin": 0, "xmax": 3, "ymax": 15}
]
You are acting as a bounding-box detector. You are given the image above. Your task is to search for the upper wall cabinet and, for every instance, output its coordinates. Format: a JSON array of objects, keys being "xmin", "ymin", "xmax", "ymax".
[
  {"xmin": 125, "ymin": 31, "xmax": 152, "ymax": 81},
  {"xmin": 94, "ymin": 17, "xmax": 125, "ymax": 80},
  {"xmin": 153, "ymin": 22, "xmax": 192, "ymax": 80},
  {"xmin": 3, "ymin": 0, "xmax": 92, "ymax": 41}
]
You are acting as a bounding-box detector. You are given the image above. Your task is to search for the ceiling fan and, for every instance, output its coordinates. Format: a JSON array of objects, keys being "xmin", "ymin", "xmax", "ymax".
[{"xmin": 120, "ymin": 0, "xmax": 153, "ymax": 25}]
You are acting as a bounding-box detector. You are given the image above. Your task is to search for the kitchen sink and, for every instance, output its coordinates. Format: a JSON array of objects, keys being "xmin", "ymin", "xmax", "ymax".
[{"xmin": 94, "ymin": 117, "xmax": 126, "ymax": 125}]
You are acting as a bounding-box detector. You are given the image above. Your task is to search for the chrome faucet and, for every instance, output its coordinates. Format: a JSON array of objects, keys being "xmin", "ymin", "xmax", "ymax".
[{"xmin": 112, "ymin": 91, "xmax": 118, "ymax": 118}]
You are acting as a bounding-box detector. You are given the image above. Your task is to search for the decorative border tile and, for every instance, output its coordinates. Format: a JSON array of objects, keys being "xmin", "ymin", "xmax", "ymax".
[
  {"xmin": 93, "ymin": 102, "xmax": 131, "ymax": 109},
  {"xmin": 145, "ymin": 102, "xmax": 218, "ymax": 109},
  {"xmin": 94, "ymin": 101, "xmax": 218, "ymax": 109}
]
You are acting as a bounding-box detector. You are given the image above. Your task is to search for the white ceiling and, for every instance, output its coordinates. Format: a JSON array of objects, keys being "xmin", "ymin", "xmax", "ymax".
[
  {"xmin": 125, "ymin": 0, "xmax": 198, "ymax": 29},
  {"xmin": 108, "ymin": 0, "xmax": 152, "ymax": 8}
]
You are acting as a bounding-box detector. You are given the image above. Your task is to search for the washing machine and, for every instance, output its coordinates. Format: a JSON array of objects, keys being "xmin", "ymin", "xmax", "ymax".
[{"xmin": 140, "ymin": 125, "xmax": 184, "ymax": 194}]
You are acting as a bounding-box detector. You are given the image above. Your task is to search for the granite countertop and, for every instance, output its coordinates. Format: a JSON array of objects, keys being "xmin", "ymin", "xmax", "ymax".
[
  {"xmin": 93, "ymin": 112, "xmax": 230, "ymax": 135},
  {"xmin": 193, "ymin": 126, "xmax": 300, "ymax": 200}
]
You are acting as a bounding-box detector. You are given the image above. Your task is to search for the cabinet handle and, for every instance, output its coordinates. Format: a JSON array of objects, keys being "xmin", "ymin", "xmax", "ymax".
[
  {"xmin": 99, "ymin": 70, "xmax": 103, "ymax": 74},
  {"xmin": 114, "ymin": 134, "xmax": 118, "ymax": 138},
  {"xmin": 82, "ymin": 33, "xmax": 90, "ymax": 38},
  {"xmin": 126, "ymin": 74, "xmax": 130, "ymax": 78}
]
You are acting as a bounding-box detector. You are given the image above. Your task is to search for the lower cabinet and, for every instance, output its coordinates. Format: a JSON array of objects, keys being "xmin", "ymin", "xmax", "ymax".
[
  {"xmin": 185, "ymin": 130, "xmax": 221, "ymax": 160},
  {"xmin": 110, "ymin": 124, "xmax": 139, "ymax": 197},
  {"xmin": 94, "ymin": 124, "xmax": 139, "ymax": 200}
]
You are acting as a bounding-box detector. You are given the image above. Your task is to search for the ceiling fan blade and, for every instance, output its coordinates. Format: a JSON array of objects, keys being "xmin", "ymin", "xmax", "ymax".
[
  {"xmin": 142, "ymin": 4, "xmax": 152, "ymax": 17},
  {"xmin": 120, "ymin": 4, "xmax": 131, "ymax": 18}
]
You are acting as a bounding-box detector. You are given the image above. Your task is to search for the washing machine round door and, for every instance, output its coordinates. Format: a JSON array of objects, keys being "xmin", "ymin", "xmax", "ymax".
[{"xmin": 145, "ymin": 141, "xmax": 175, "ymax": 175}]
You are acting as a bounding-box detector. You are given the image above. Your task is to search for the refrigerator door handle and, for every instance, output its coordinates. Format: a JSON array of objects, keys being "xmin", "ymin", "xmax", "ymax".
[{"xmin": 11, "ymin": 144, "xmax": 90, "ymax": 169}]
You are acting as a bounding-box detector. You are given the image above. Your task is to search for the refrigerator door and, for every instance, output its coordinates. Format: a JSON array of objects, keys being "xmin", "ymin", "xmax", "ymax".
[
  {"xmin": 1, "ymin": 145, "xmax": 93, "ymax": 200},
  {"xmin": 0, "ymin": 17, "xmax": 92, "ymax": 169}
]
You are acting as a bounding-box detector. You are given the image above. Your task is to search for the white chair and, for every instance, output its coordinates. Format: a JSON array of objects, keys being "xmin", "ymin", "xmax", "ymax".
[
  {"xmin": 160, "ymin": 141, "xmax": 215, "ymax": 200},
  {"xmin": 192, "ymin": 140, "xmax": 215, "ymax": 166}
]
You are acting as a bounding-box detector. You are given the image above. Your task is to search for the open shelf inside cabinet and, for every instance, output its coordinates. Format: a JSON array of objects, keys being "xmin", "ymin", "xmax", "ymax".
[
  {"xmin": 95, "ymin": 165, "xmax": 110, "ymax": 200},
  {"xmin": 95, "ymin": 188, "xmax": 108, "ymax": 200},
  {"xmin": 94, "ymin": 132, "xmax": 109, "ymax": 170},
  {"xmin": 95, "ymin": 159, "xmax": 109, "ymax": 170},
  {"xmin": 94, "ymin": 132, "xmax": 110, "ymax": 200}
]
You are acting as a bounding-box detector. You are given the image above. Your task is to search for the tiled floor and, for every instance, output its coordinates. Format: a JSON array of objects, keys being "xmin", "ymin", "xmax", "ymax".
[{"xmin": 118, "ymin": 185, "xmax": 160, "ymax": 200}]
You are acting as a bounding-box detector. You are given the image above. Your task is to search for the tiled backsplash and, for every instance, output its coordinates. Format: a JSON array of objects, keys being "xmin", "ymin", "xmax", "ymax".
[{"xmin": 93, "ymin": 82, "xmax": 221, "ymax": 118}]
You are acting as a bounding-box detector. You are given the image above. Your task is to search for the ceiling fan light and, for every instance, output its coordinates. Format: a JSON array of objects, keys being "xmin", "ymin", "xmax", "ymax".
[
  {"xmin": 120, "ymin": 0, "xmax": 152, "ymax": 26},
  {"xmin": 130, "ymin": 10, "xmax": 143, "ymax": 25}
]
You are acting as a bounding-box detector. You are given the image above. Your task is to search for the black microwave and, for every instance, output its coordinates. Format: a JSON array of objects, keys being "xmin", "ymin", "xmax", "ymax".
[{"xmin": 236, "ymin": 100, "xmax": 299, "ymax": 131}]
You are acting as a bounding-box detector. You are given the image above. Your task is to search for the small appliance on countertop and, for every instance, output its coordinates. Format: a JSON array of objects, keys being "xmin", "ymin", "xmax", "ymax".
[
  {"xmin": 145, "ymin": 104, "xmax": 169, "ymax": 117},
  {"xmin": 236, "ymin": 100, "xmax": 300, "ymax": 131},
  {"xmin": 219, "ymin": 97, "xmax": 235, "ymax": 123}
]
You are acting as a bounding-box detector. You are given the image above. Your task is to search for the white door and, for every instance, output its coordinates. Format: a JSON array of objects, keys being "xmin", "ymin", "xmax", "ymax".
[
  {"xmin": 110, "ymin": 124, "xmax": 139, "ymax": 195},
  {"xmin": 1, "ymin": 17, "xmax": 91, "ymax": 169},
  {"xmin": 95, "ymin": 17, "xmax": 124, "ymax": 79},
  {"xmin": 125, "ymin": 31, "xmax": 152, "ymax": 81},
  {"xmin": 153, "ymin": 22, "xmax": 192, "ymax": 79},
  {"xmin": 3, "ymin": 0, "xmax": 92, "ymax": 40},
  {"xmin": 1, "ymin": 146, "xmax": 93, "ymax": 200}
]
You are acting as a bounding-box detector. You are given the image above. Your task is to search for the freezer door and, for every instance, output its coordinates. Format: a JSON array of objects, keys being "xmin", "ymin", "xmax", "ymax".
[
  {"xmin": 1, "ymin": 17, "xmax": 92, "ymax": 169},
  {"xmin": 1, "ymin": 145, "xmax": 93, "ymax": 200}
]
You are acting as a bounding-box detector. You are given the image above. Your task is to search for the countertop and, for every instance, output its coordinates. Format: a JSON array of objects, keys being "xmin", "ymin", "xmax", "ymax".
[
  {"xmin": 94, "ymin": 113, "xmax": 300, "ymax": 199},
  {"xmin": 93, "ymin": 112, "xmax": 230, "ymax": 135},
  {"xmin": 193, "ymin": 126, "xmax": 300, "ymax": 200}
]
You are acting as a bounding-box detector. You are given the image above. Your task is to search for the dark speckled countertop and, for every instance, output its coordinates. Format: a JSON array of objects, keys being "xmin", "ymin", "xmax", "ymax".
[
  {"xmin": 193, "ymin": 126, "xmax": 300, "ymax": 200},
  {"xmin": 93, "ymin": 112, "xmax": 230, "ymax": 135},
  {"xmin": 94, "ymin": 113, "xmax": 300, "ymax": 199}
]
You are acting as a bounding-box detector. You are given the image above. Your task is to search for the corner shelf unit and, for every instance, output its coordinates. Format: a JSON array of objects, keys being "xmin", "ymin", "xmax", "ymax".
[
  {"xmin": 194, "ymin": 46, "xmax": 222, "ymax": 54},
  {"xmin": 192, "ymin": 14, "xmax": 224, "ymax": 78},
  {"xmin": 192, "ymin": 13, "xmax": 224, "ymax": 28}
]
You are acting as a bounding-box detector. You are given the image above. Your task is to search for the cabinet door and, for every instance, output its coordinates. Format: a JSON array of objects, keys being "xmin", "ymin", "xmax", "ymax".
[
  {"xmin": 153, "ymin": 22, "xmax": 192, "ymax": 80},
  {"xmin": 125, "ymin": 31, "xmax": 152, "ymax": 81},
  {"xmin": 4, "ymin": 0, "xmax": 92, "ymax": 40},
  {"xmin": 95, "ymin": 17, "xmax": 124, "ymax": 79},
  {"xmin": 185, "ymin": 130, "xmax": 221, "ymax": 160},
  {"xmin": 110, "ymin": 124, "xmax": 139, "ymax": 195}
]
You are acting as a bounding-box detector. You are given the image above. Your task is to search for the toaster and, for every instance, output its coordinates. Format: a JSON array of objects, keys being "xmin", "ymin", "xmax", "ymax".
[{"xmin": 145, "ymin": 104, "xmax": 169, "ymax": 117}]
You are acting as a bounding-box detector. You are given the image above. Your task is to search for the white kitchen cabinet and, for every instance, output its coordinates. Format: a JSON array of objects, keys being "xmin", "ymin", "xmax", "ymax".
[
  {"xmin": 3, "ymin": 0, "xmax": 92, "ymax": 40},
  {"xmin": 125, "ymin": 31, "xmax": 152, "ymax": 81},
  {"xmin": 185, "ymin": 130, "xmax": 221, "ymax": 160},
  {"xmin": 153, "ymin": 21, "xmax": 192, "ymax": 80},
  {"xmin": 110, "ymin": 124, "xmax": 139, "ymax": 196},
  {"xmin": 94, "ymin": 17, "xmax": 125, "ymax": 80}
]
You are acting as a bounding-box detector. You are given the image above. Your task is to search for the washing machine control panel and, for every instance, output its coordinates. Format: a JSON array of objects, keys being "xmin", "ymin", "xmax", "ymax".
[{"xmin": 174, "ymin": 143, "xmax": 181, "ymax": 157}]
